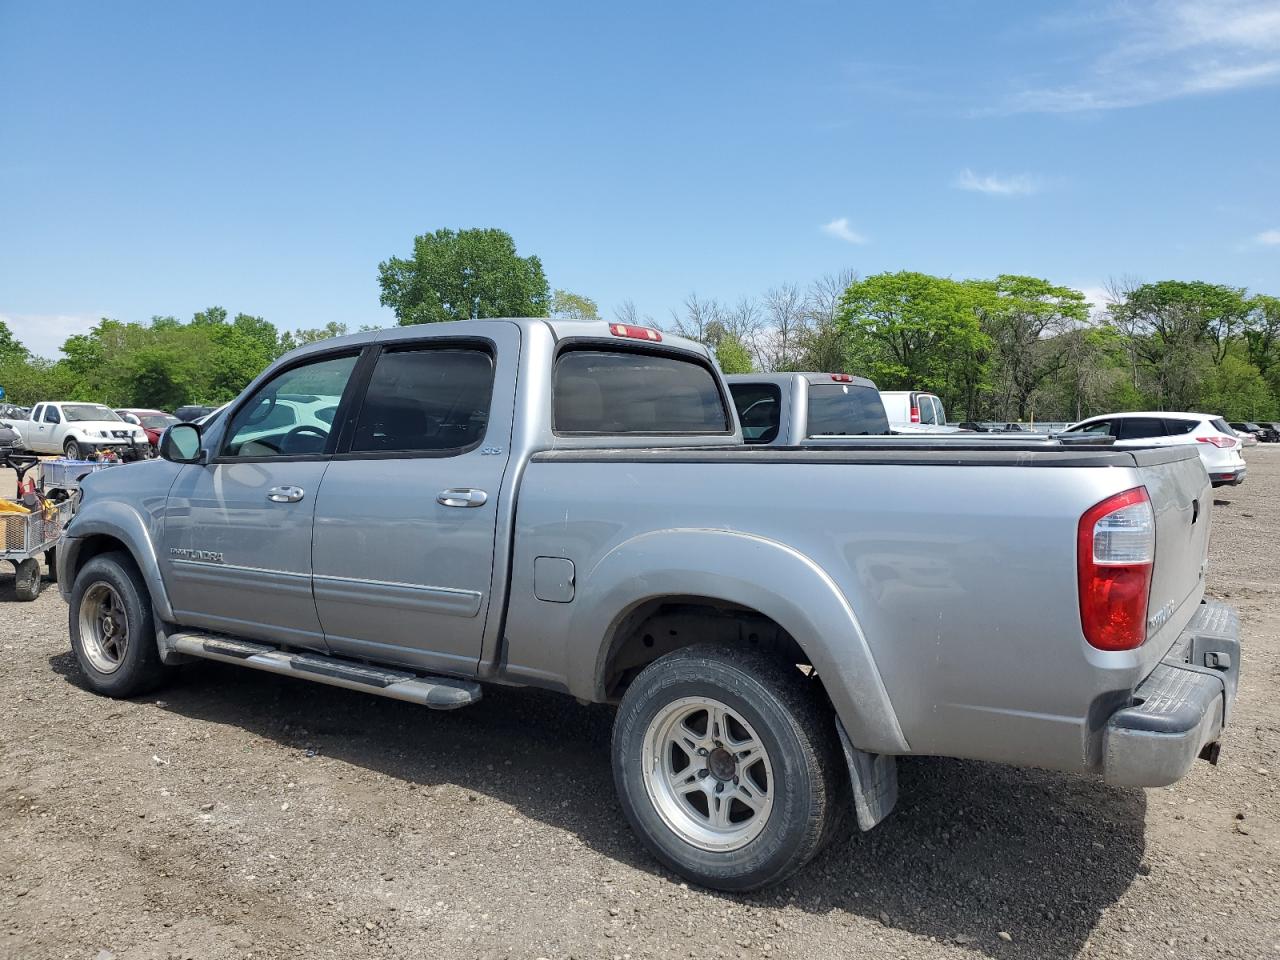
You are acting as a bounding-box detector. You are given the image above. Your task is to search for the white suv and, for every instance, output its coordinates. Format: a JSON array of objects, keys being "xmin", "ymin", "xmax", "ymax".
[{"xmin": 1064, "ymin": 411, "xmax": 1246, "ymax": 487}]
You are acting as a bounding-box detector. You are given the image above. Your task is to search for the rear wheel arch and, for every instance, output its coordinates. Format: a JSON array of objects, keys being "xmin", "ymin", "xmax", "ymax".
[{"xmin": 570, "ymin": 528, "xmax": 908, "ymax": 754}]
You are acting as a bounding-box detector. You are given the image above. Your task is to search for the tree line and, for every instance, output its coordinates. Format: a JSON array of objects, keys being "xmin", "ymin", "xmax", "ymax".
[{"xmin": 2, "ymin": 227, "xmax": 1277, "ymax": 423}]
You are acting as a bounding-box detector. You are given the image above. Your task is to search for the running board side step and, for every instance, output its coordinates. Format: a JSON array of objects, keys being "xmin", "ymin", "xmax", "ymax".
[{"xmin": 163, "ymin": 633, "xmax": 481, "ymax": 710}]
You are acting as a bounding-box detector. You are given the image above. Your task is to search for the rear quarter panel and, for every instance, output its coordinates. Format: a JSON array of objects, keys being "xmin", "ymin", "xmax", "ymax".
[{"xmin": 503, "ymin": 456, "xmax": 1197, "ymax": 773}]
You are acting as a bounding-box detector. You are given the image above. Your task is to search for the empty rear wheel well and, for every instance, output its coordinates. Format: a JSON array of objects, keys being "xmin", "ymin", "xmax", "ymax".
[{"xmin": 599, "ymin": 596, "xmax": 809, "ymax": 701}]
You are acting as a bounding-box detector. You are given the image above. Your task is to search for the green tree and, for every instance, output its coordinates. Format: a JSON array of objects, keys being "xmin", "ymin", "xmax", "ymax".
[
  {"xmin": 1109, "ymin": 281, "xmax": 1250, "ymax": 409},
  {"xmin": 836, "ymin": 271, "xmax": 991, "ymax": 416},
  {"xmin": 714, "ymin": 333, "xmax": 754, "ymax": 373},
  {"xmin": 1199, "ymin": 353, "xmax": 1276, "ymax": 420},
  {"xmin": 378, "ymin": 228, "xmax": 549, "ymax": 325},
  {"xmin": 976, "ymin": 275, "xmax": 1089, "ymax": 421},
  {"xmin": 0, "ymin": 319, "xmax": 28, "ymax": 363},
  {"xmin": 279, "ymin": 321, "xmax": 351, "ymax": 352},
  {"xmin": 550, "ymin": 289, "xmax": 600, "ymax": 321}
]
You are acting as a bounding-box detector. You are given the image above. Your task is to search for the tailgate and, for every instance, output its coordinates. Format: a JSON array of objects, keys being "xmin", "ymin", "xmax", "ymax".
[{"xmin": 1133, "ymin": 446, "xmax": 1212, "ymax": 652}]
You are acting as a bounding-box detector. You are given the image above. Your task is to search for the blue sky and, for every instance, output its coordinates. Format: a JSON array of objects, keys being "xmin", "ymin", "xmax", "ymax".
[{"xmin": 2, "ymin": 0, "xmax": 1278, "ymax": 357}]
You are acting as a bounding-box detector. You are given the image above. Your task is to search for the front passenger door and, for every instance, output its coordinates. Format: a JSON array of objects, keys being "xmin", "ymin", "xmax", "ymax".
[{"xmin": 161, "ymin": 350, "xmax": 361, "ymax": 650}]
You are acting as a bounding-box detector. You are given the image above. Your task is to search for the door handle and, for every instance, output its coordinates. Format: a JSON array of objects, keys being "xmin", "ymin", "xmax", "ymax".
[
  {"xmin": 437, "ymin": 488, "xmax": 488, "ymax": 508},
  {"xmin": 267, "ymin": 485, "xmax": 305, "ymax": 503}
]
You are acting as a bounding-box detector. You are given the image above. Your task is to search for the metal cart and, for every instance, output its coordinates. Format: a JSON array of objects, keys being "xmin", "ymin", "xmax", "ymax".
[
  {"xmin": 1, "ymin": 450, "xmax": 81, "ymax": 601},
  {"xmin": 2, "ymin": 497, "xmax": 74, "ymax": 600}
]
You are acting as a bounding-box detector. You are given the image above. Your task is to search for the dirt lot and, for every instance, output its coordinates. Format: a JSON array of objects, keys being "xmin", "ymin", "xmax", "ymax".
[{"xmin": 1, "ymin": 453, "xmax": 1277, "ymax": 960}]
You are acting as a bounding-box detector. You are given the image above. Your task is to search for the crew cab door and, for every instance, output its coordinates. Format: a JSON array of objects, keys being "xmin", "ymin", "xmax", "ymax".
[
  {"xmin": 160, "ymin": 349, "xmax": 362, "ymax": 651},
  {"xmin": 311, "ymin": 324, "xmax": 517, "ymax": 676},
  {"xmin": 29, "ymin": 404, "xmax": 60, "ymax": 453}
]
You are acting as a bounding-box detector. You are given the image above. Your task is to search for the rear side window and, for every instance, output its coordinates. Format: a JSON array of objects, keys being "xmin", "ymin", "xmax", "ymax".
[
  {"xmin": 1116, "ymin": 417, "xmax": 1167, "ymax": 440},
  {"xmin": 1164, "ymin": 418, "xmax": 1197, "ymax": 436},
  {"xmin": 1210, "ymin": 418, "xmax": 1233, "ymax": 434},
  {"xmin": 554, "ymin": 350, "xmax": 729, "ymax": 435},
  {"xmin": 729, "ymin": 383, "xmax": 782, "ymax": 444},
  {"xmin": 932, "ymin": 397, "xmax": 948, "ymax": 426},
  {"xmin": 807, "ymin": 384, "xmax": 890, "ymax": 437},
  {"xmin": 915, "ymin": 394, "xmax": 937, "ymax": 424},
  {"xmin": 351, "ymin": 347, "xmax": 495, "ymax": 454}
]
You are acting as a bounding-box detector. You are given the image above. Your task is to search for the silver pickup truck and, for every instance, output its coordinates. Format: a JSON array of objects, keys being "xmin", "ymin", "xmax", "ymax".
[{"xmin": 58, "ymin": 318, "xmax": 1240, "ymax": 891}]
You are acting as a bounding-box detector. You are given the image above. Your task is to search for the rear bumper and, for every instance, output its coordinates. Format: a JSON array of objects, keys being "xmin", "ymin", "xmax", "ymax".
[
  {"xmin": 1103, "ymin": 601, "xmax": 1240, "ymax": 788},
  {"xmin": 1210, "ymin": 465, "xmax": 1246, "ymax": 487}
]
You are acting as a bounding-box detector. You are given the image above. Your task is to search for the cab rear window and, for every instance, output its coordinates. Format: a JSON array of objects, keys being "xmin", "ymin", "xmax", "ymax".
[
  {"xmin": 807, "ymin": 384, "xmax": 891, "ymax": 437},
  {"xmin": 553, "ymin": 349, "xmax": 730, "ymax": 435}
]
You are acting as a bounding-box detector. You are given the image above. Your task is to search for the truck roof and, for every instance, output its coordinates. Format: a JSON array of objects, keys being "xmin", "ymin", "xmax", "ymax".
[
  {"xmin": 277, "ymin": 318, "xmax": 713, "ymax": 364},
  {"xmin": 725, "ymin": 372, "xmax": 879, "ymax": 390}
]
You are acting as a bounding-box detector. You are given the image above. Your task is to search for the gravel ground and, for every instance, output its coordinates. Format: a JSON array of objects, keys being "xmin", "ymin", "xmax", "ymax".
[{"xmin": 1, "ymin": 452, "xmax": 1277, "ymax": 960}]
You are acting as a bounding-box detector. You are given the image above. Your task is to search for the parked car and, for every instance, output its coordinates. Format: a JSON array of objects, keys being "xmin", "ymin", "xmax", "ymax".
[
  {"xmin": 877, "ymin": 390, "xmax": 965, "ymax": 433},
  {"xmin": 173, "ymin": 404, "xmax": 218, "ymax": 423},
  {"xmin": 726, "ymin": 373, "xmax": 891, "ymax": 444},
  {"xmin": 1229, "ymin": 421, "xmax": 1277, "ymax": 443},
  {"xmin": 13, "ymin": 401, "xmax": 149, "ymax": 460},
  {"xmin": 0, "ymin": 419, "xmax": 22, "ymax": 454},
  {"xmin": 0, "ymin": 403, "xmax": 30, "ymax": 422},
  {"xmin": 1064, "ymin": 412, "xmax": 1246, "ymax": 487},
  {"xmin": 1230, "ymin": 426, "xmax": 1259, "ymax": 446},
  {"xmin": 115, "ymin": 409, "xmax": 180, "ymax": 448},
  {"xmin": 59, "ymin": 318, "xmax": 1238, "ymax": 892}
]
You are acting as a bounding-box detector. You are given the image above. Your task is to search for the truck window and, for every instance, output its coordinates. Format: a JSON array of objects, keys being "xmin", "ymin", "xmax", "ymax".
[
  {"xmin": 728, "ymin": 383, "xmax": 781, "ymax": 444},
  {"xmin": 222, "ymin": 353, "xmax": 359, "ymax": 458},
  {"xmin": 931, "ymin": 397, "xmax": 948, "ymax": 426},
  {"xmin": 915, "ymin": 394, "xmax": 936, "ymax": 425},
  {"xmin": 807, "ymin": 384, "xmax": 891, "ymax": 437},
  {"xmin": 350, "ymin": 347, "xmax": 495, "ymax": 454},
  {"xmin": 44, "ymin": 406, "xmax": 61, "ymax": 424},
  {"xmin": 553, "ymin": 350, "xmax": 729, "ymax": 435}
]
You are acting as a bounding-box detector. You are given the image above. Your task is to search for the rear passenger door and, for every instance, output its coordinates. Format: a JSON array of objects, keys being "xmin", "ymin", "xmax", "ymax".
[{"xmin": 310, "ymin": 324, "xmax": 518, "ymax": 676}]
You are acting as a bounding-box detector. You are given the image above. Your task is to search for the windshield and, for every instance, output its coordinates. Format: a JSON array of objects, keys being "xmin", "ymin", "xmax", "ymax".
[
  {"xmin": 806, "ymin": 383, "xmax": 891, "ymax": 437},
  {"xmin": 63, "ymin": 404, "xmax": 124, "ymax": 423},
  {"xmin": 140, "ymin": 414, "xmax": 179, "ymax": 429}
]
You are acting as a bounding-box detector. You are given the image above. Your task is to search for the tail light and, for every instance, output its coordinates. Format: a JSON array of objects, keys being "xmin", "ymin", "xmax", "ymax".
[
  {"xmin": 1077, "ymin": 486, "xmax": 1155, "ymax": 651},
  {"xmin": 1196, "ymin": 435, "xmax": 1237, "ymax": 448},
  {"xmin": 910, "ymin": 407, "xmax": 921, "ymax": 423}
]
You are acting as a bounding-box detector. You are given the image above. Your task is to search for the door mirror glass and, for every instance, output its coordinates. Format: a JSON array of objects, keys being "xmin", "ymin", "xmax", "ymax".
[{"xmin": 161, "ymin": 423, "xmax": 204, "ymax": 463}]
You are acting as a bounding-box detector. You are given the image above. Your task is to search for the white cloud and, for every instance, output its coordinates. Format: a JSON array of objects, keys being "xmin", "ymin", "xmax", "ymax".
[
  {"xmin": 0, "ymin": 312, "xmax": 101, "ymax": 359},
  {"xmin": 997, "ymin": 1, "xmax": 1280, "ymax": 113},
  {"xmin": 1256, "ymin": 228, "xmax": 1280, "ymax": 245},
  {"xmin": 954, "ymin": 169, "xmax": 1041, "ymax": 196},
  {"xmin": 820, "ymin": 217, "xmax": 868, "ymax": 244},
  {"xmin": 1076, "ymin": 285, "xmax": 1115, "ymax": 313}
]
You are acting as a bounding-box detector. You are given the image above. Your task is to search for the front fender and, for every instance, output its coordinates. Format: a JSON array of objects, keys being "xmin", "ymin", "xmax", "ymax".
[
  {"xmin": 569, "ymin": 528, "xmax": 908, "ymax": 754},
  {"xmin": 60, "ymin": 499, "xmax": 174, "ymax": 620}
]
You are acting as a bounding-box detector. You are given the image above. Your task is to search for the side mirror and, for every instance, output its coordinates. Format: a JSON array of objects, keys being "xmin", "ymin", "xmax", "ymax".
[{"xmin": 160, "ymin": 423, "xmax": 205, "ymax": 463}]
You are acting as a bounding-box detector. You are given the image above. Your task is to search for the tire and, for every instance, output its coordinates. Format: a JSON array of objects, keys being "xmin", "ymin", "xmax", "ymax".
[
  {"xmin": 13, "ymin": 558, "xmax": 40, "ymax": 601},
  {"xmin": 612, "ymin": 645, "xmax": 847, "ymax": 891},
  {"xmin": 68, "ymin": 551, "xmax": 169, "ymax": 697},
  {"xmin": 63, "ymin": 437, "xmax": 82, "ymax": 460}
]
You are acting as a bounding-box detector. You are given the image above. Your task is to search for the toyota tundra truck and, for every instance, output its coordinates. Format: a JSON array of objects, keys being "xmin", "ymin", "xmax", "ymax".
[{"xmin": 57, "ymin": 318, "xmax": 1240, "ymax": 891}]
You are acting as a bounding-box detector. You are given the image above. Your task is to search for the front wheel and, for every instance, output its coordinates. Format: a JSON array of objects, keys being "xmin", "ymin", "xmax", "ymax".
[
  {"xmin": 69, "ymin": 552, "xmax": 170, "ymax": 697},
  {"xmin": 63, "ymin": 437, "xmax": 82, "ymax": 460},
  {"xmin": 612, "ymin": 645, "xmax": 847, "ymax": 891}
]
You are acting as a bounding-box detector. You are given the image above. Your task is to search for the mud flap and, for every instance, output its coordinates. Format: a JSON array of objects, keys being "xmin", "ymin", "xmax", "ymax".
[{"xmin": 835, "ymin": 717, "xmax": 898, "ymax": 830}]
